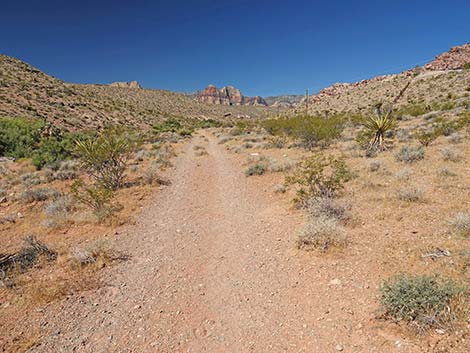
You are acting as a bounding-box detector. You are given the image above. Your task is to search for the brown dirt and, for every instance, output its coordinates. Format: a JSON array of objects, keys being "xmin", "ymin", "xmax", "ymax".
[{"xmin": 18, "ymin": 131, "xmax": 434, "ymax": 353}]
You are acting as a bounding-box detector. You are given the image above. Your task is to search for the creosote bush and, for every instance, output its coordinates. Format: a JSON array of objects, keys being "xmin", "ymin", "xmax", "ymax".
[
  {"xmin": 75, "ymin": 127, "xmax": 139, "ymax": 190},
  {"xmin": 286, "ymin": 154, "xmax": 351, "ymax": 205},
  {"xmin": 380, "ymin": 275, "xmax": 460, "ymax": 333}
]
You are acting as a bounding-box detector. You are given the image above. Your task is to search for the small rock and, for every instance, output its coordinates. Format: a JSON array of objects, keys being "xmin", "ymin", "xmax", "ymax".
[{"xmin": 336, "ymin": 344, "xmax": 344, "ymax": 351}]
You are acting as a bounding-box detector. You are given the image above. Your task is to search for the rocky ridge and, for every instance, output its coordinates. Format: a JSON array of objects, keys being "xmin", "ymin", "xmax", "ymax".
[{"xmin": 197, "ymin": 84, "xmax": 267, "ymax": 106}]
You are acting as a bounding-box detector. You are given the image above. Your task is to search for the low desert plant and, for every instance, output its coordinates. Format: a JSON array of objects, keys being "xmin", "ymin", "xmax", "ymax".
[
  {"xmin": 415, "ymin": 129, "xmax": 438, "ymax": 147},
  {"xmin": 380, "ymin": 275, "xmax": 460, "ymax": 333},
  {"xmin": 395, "ymin": 146, "xmax": 425, "ymax": 163},
  {"xmin": 448, "ymin": 212, "xmax": 470, "ymax": 237},
  {"xmin": 369, "ymin": 160, "xmax": 381, "ymax": 172},
  {"xmin": 70, "ymin": 180, "xmax": 113, "ymax": 220},
  {"xmin": 245, "ymin": 163, "xmax": 267, "ymax": 176},
  {"xmin": 20, "ymin": 187, "xmax": 61, "ymax": 203},
  {"xmin": 397, "ymin": 186, "xmax": 424, "ymax": 202},
  {"xmin": 304, "ymin": 196, "xmax": 350, "ymax": 222},
  {"xmin": 440, "ymin": 147, "xmax": 462, "ymax": 162},
  {"xmin": 68, "ymin": 239, "xmax": 128, "ymax": 270},
  {"xmin": 297, "ymin": 215, "xmax": 347, "ymax": 251}
]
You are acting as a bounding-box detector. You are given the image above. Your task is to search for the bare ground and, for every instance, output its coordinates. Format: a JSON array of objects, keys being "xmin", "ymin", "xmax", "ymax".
[{"xmin": 28, "ymin": 132, "xmax": 424, "ymax": 353}]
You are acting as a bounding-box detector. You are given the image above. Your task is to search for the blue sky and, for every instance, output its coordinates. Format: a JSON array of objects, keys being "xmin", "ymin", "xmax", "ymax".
[{"xmin": 1, "ymin": 0, "xmax": 470, "ymax": 96}]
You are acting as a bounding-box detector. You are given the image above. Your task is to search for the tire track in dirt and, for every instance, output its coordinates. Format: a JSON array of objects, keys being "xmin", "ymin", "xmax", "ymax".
[{"xmin": 32, "ymin": 131, "xmax": 421, "ymax": 353}]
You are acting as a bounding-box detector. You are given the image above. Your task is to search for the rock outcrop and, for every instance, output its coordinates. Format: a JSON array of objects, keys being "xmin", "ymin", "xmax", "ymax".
[
  {"xmin": 110, "ymin": 81, "xmax": 142, "ymax": 89},
  {"xmin": 424, "ymin": 43, "xmax": 470, "ymax": 71},
  {"xmin": 197, "ymin": 85, "xmax": 267, "ymax": 106}
]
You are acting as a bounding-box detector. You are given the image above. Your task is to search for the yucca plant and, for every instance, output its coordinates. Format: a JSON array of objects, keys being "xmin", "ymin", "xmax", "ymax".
[
  {"xmin": 363, "ymin": 110, "xmax": 396, "ymax": 151},
  {"xmin": 362, "ymin": 81, "xmax": 411, "ymax": 151}
]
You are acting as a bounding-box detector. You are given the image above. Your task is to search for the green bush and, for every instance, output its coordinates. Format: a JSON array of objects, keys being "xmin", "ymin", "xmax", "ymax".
[
  {"xmin": 263, "ymin": 115, "xmax": 344, "ymax": 149},
  {"xmin": 0, "ymin": 117, "xmax": 44, "ymax": 158},
  {"xmin": 380, "ymin": 275, "xmax": 460, "ymax": 332},
  {"xmin": 463, "ymin": 62, "xmax": 470, "ymax": 70},
  {"xmin": 152, "ymin": 117, "xmax": 182, "ymax": 134},
  {"xmin": 75, "ymin": 127, "xmax": 139, "ymax": 190},
  {"xmin": 286, "ymin": 154, "xmax": 351, "ymax": 204}
]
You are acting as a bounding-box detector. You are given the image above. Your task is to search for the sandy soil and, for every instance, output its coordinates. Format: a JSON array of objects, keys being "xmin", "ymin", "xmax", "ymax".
[{"xmin": 27, "ymin": 132, "xmax": 425, "ymax": 353}]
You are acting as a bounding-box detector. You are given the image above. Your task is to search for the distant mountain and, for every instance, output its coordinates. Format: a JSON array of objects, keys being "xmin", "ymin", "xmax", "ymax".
[
  {"xmin": 0, "ymin": 55, "xmax": 275, "ymax": 130},
  {"xmin": 197, "ymin": 85, "xmax": 268, "ymax": 106},
  {"xmin": 264, "ymin": 94, "xmax": 304, "ymax": 107}
]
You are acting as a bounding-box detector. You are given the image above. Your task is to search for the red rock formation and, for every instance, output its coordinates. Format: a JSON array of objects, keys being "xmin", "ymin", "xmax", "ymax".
[
  {"xmin": 197, "ymin": 85, "xmax": 267, "ymax": 106},
  {"xmin": 424, "ymin": 43, "xmax": 470, "ymax": 71}
]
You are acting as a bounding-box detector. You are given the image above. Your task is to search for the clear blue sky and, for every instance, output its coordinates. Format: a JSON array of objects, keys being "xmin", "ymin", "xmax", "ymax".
[{"xmin": 1, "ymin": 0, "xmax": 470, "ymax": 96}]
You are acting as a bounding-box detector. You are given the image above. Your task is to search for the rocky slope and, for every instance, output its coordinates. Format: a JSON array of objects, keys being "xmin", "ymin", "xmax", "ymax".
[
  {"xmin": 0, "ymin": 55, "xmax": 275, "ymax": 131},
  {"xmin": 197, "ymin": 85, "xmax": 268, "ymax": 106},
  {"xmin": 300, "ymin": 43, "xmax": 470, "ymax": 114},
  {"xmin": 424, "ymin": 43, "xmax": 470, "ymax": 71}
]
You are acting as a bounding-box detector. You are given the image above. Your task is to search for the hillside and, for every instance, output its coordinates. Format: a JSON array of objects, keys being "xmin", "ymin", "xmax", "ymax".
[
  {"xmin": 303, "ymin": 44, "xmax": 470, "ymax": 115},
  {"xmin": 0, "ymin": 55, "xmax": 275, "ymax": 131}
]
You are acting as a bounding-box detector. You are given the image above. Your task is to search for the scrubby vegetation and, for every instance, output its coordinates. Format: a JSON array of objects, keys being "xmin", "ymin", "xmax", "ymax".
[{"xmin": 380, "ymin": 275, "xmax": 462, "ymax": 333}]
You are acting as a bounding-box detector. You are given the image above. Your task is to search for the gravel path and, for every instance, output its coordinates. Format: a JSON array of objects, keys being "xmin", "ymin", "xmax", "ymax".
[{"xmin": 32, "ymin": 132, "xmax": 421, "ymax": 352}]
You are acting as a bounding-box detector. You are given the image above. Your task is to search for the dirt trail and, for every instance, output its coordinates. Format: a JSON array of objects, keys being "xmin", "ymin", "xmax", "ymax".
[{"xmin": 32, "ymin": 132, "xmax": 420, "ymax": 353}]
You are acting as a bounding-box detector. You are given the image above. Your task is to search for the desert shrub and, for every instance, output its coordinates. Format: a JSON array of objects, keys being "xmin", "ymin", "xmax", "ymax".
[
  {"xmin": 142, "ymin": 166, "xmax": 160, "ymax": 185},
  {"xmin": 20, "ymin": 172, "xmax": 42, "ymax": 186},
  {"xmin": 380, "ymin": 275, "xmax": 460, "ymax": 333},
  {"xmin": 0, "ymin": 117, "xmax": 43, "ymax": 159},
  {"xmin": 447, "ymin": 133, "xmax": 462, "ymax": 144},
  {"xmin": 286, "ymin": 154, "xmax": 351, "ymax": 204},
  {"xmin": 395, "ymin": 146, "xmax": 425, "ymax": 163},
  {"xmin": 263, "ymin": 115, "xmax": 344, "ymax": 149},
  {"xmin": 31, "ymin": 136, "xmax": 73, "ymax": 169},
  {"xmin": 245, "ymin": 163, "xmax": 267, "ymax": 176},
  {"xmin": 152, "ymin": 117, "xmax": 181, "ymax": 134},
  {"xmin": 397, "ymin": 186, "xmax": 424, "ymax": 202},
  {"xmin": 297, "ymin": 215, "xmax": 347, "ymax": 251},
  {"xmin": 304, "ymin": 196, "xmax": 350, "ymax": 222},
  {"xmin": 436, "ymin": 167, "xmax": 457, "ymax": 178},
  {"xmin": 415, "ymin": 129, "xmax": 438, "ymax": 147},
  {"xmin": 52, "ymin": 170, "xmax": 79, "ymax": 181},
  {"xmin": 75, "ymin": 127, "xmax": 139, "ymax": 190},
  {"xmin": 218, "ymin": 136, "xmax": 232, "ymax": 144},
  {"xmin": 440, "ymin": 147, "xmax": 462, "ymax": 162},
  {"xmin": 399, "ymin": 103, "xmax": 430, "ymax": 117},
  {"xmin": 69, "ymin": 239, "xmax": 127, "ymax": 270},
  {"xmin": 70, "ymin": 180, "xmax": 113, "ymax": 220},
  {"xmin": 463, "ymin": 62, "xmax": 470, "ymax": 70},
  {"xmin": 44, "ymin": 195, "xmax": 74, "ymax": 216},
  {"xmin": 448, "ymin": 212, "xmax": 470, "ymax": 237},
  {"xmin": 20, "ymin": 187, "xmax": 60, "ymax": 203},
  {"xmin": 395, "ymin": 168, "xmax": 411, "ymax": 181},
  {"xmin": 268, "ymin": 159, "xmax": 296, "ymax": 173}
]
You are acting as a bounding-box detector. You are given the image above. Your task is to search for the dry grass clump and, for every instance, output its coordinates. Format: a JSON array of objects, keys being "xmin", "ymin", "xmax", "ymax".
[
  {"xmin": 395, "ymin": 146, "xmax": 425, "ymax": 163},
  {"xmin": 397, "ymin": 186, "xmax": 425, "ymax": 202},
  {"xmin": 245, "ymin": 163, "xmax": 267, "ymax": 176},
  {"xmin": 395, "ymin": 168, "xmax": 412, "ymax": 181},
  {"xmin": 273, "ymin": 184, "xmax": 286, "ymax": 193},
  {"xmin": 68, "ymin": 240, "xmax": 128, "ymax": 270},
  {"xmin": 447, "ymin": 212, "xmax": 470, "ymax": 237},
  {"xmin": 304, "ymin": 196, "xmax": 350, "ymax": 222},
  {"xmin": 440, "ymin": 147, "xmax": 462, "ymax": 162},
  {"xmin": 436, "ymin": 167, "xmax": 457, "ymax": 178},
  {"xmin": 43, "ymin": 195, "xmax": 75, "ymax": 228},
  {"xmin": 297, "ymin": 215, "xmax": 347, "ymax": 251},
  {"xmin": 19, "ymin": 187, "xmax": 61, "ymax": 203}
]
